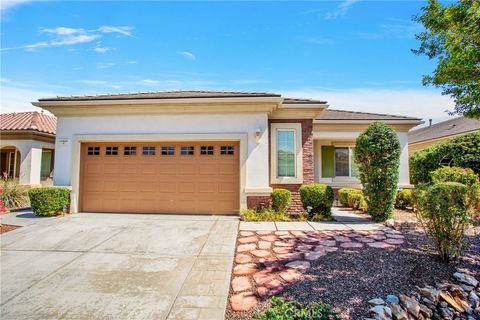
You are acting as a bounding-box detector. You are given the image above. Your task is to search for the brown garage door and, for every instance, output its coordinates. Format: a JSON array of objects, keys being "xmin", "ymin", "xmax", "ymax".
[{"xmin": 80, "ymin": 141, "xmax": 239, "ymax": 214}]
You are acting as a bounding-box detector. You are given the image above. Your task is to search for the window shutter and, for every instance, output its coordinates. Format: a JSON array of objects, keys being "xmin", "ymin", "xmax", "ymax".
[{"xmin": 321, "ymin": 146, "xmax": 335, "ymax": 178}]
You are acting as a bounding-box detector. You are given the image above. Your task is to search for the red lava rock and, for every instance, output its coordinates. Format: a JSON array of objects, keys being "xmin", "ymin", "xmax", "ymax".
[
  {"xmin": 253, "ymin": 270, "xmax": 276, "ymax": 285},
  {"xmin": 229, "ymin": 291, "xmax": 258, "ymax": 312},
  {"xmin": 238, "ymin": 236, "xmax": 258, "ymax": 244},
  {"xmin": 233, "ymin": 263, "xmax": 258, "ymax": 276},
  {"xmin": 357, "ymin": 237, "xmax": 375, "ymax": 243},
  {"xmin": 231, "ymin": 276, "xmax": 252, "ymax": 292},
  {"xmin": 258, "ymin": 241, "xmax": 272, "ymax": 250},
  {"xmin": 340, "ymin": 242, "xmax": 364, "ymax": 249},
  {"xmin": 285, "ymin": 260, "xmax": 311, "ymax": 270},
  {"xmin": 235, "ymin": 253, "xmax": 253, "ymax": 264},
  {"xmin": 369, "ymin": 235, "xmax": 387, "ymax": 241},
  {"xmin": 384, "ymin": 238, "xmax": 404, "ymax": 245},
  {"xmin": 367, "ymin": 241, "xmax": 394, "ymax": 249},
  {"xmin": 279, "ymin": 268, "xmax": 303, "ymax": 283},
  {"xmin": 256, "ymin": 231, "xmax": 272, "ymax": 235},
  {"xmin": 274, "ymin": 231, "xmax": 290, "ymax": 236},
  {"xmin": 273, "ymin": 247, "xmax": 292, "ymax": 254},
  {"xmin": 319, "ymin": 240, "xmax": 337, "ymax": 247},
  {"xmin": 237, "ymin": 243, "xmax": 256, "ymax": 252},
  {"xmin": 334, "ymin": 236, "xmax": 351, "ymax": 242},
  {"xmin": 260, "ymin": 235, "xmax": 277, "ymax": 242},
  {"xmin": 276, "ymin": 252, "xmax": 302, "ymax": 262},
  {"xmin": 304, "ymin": 251, "xmax": 326, "ymax": 261},
  {"xmin": 250, "ymin": 250, "xmax": 271, "ymax": 258},
  {"xmin": 240, "ymin": 231, "xmax": 255, "ymax": 237}
]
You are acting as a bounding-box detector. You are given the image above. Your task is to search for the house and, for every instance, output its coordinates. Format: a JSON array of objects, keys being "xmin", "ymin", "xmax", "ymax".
[
  {"xmin": 0, "ymin": 111, "xmax": 56, "ymax": 185},
  {"xmin": 33, "ymin": 91, "xmax": 422, "ymax": 215},
  {"xmin": 408, "ymin": 116, "xmax": 480, "ymax": 155}
]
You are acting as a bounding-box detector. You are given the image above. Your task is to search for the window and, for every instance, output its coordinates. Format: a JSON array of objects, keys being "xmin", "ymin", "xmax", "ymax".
[
  {"xmin": 106, "ymin": 146, "xmax": 118, "ymax": 155},
  {"xmin": 142, "ymin": 146, "xmax": 156, "ymax": 155},
  {"xmin": 87, "ymin": 146, "xmax": 100, "ymax": 155},
  {"xmin": 180, "ymin": 146, "xmax": 194, "ymax": 155},
  {"xmin": 220, "ymin": 145, "xmax": 234, "ymax": 155},
  {"xmin": 41, "ymin": 149, "xmax": 54, "ymax": 179},
  {"xmin": 161, "ymin": 146, "xmax": 175, "ymax": 155},
  {"xmin": 124, "ymin": 146, "xmax": 137, "ymax": 156},
  {"xmin": 277, "ymin": 130, "xmax": 296, "ymax": 177},
  {"xmin": 333, "ymin": 147, "xmax": 358, "ymax": 178},
  {"xmin": 200, "ymin": 146, "xmax": 214, "ymax": 155}
]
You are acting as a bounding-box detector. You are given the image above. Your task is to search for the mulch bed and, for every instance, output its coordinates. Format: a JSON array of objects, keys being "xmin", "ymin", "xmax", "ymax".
[
  {"xmin": 0, "ymin": 223, "xmax": 20, "ymax": 234},
  {"xmin": 225, "ymin": 229, "xmax": 480, "ymax": 320}
]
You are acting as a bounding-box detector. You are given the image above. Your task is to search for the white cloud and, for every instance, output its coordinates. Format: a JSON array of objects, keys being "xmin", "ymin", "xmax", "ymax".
[
  {"xmin": 39, "ymin": 27, "xmax": 84, "ymax": 36},
  {"xmin": 0, "ymin": 85, "xmax": 58, "ymax": 112},
  {"xmin": 0, "ymin": 0, "xmax": 31, "ymax": 13},
  {"xmin": 76, "ymin": 80, "xmax": 121, "ymax": 89},
  {"xmin": 93, "ymin": 46, "xmax": 110, "ymax": 53},
  {"xmin": 97, "ymin": 25, "xmax": 134, "ymax": 37},
  {"xmin": 324, "ymin": 0, "xmax": 359, "ymax": 20},
  {"xmin": 280, "ymin": 88, "xmax": 456, "ymax": 123},
  {"xmin": 96, "ymin": 62, "xmax": 115, "ymax": 69},
  {"xmin": 178, "ymin": 51, "xmax": 196, "ymax": 60},
  {"xmin": 127, "ymin": 60, "xmax": 137, "ymax": 64},
  {"xmin": 380, "ymin": 19, "xmax": 422, "ymax": 39},
  {"xmin": 140, "ymin": 79, "xmax": 160, "ymax": 85}
]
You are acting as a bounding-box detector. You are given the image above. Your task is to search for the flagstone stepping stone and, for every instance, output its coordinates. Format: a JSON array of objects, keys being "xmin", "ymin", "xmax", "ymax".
[
  {"xmin": 265, "ymin": 279, "xmax": 283, "ymax": 290},
  {"xmin": 340, "ymin": 242, "xmax": 364, "ymax": 249},
  {"xmin": 264, "ymin": 262, "xmax": 284, "ymax": 272},
  {"xmin": 334, "ymin": 236, "xmax": 351, "ymax": 242},
  {"xmin": 298, "ymin": 237, "xmax": 318, "ymax": 244},
  {"xmin": 237, "ymin": 243, "xmax": 256, "ymax": 252},
  {"xmin": 279, "ymin": 268, "xmax": 303, "ymax": 283},
  {"xmin": 357, "ymin": 237, "xmax": 375, "ymax": 243},
  {"xmin": 256, "ymin": 231, "xmax": 272, "ymax": 235},
  {"xmin": 274, "ymin": 241, "xmax": 295, "ymax": 247},
  {"xmin": 295, "ymin": 244, "xmax": 313, "ymax": 252},
  {"xmin": 240, "ymin": 231, "xmax": 255, "ymax": 237},
  {"xmin": 238, "ymin": 236, "xmax": 258, "ymax": 244},
  {"xmin": 229, "ymin": 291, "xmax": 258, "ymax": 312},
  {"xmin": 253, "ymin": 270, "xmax": 276, "ymax": 285},
  {"xmin": 384, "ymin": 238, "xmax": 404, "ymax": 245},
  {"xmin": 324, "ymin": 246, "xmax": 339, "ymax": 252},
  {"xmin": 258, "ymin": 241, "xmax": 272, "ymax": 250},
  {"xmin": 291, "ymin": 231, "xmax": 306, "ymax": 236},
  {"xmin": 231, "ymin": 276, "xmax": 252, "ymax": 292},
  {"xmin": 250, "ymin": 250, "xmax": 271, "ymax": 258},
  {"xmin": 279, "ymin": 235, "xmax": 295, "ymax": 241},
  {"xmin": 273, "ymin": 247, "xmax": 292, "ymax": 254},
  {"xmin": 274, "ymin": 231, "xmax": 290, "ymax": 236},
  {"xmin": 285, "ymin": 260, "xmax": 311, "ymax": 270},
  {"xmin": 304, "ymin": 251, "xmax": 326, "ymax": 261},
  {"xmin": 314, "ymin": 246, "xmax": 328, "ymax": 253},
  {"xmin": 257, "ymin": 281, "xmax": 284, "ymax": 298},
  {"xmin": 386, "ymin": 233, "xmax": 405, "ymax": 239},
  {"xmin": 369, "ymin": 235, "xmax": 387, "ymax": 241},
  {"xmin": 260, "ymin": 235, "xmax": 277, "ymax": 242},
  {"xmin": 369, "ymin": 230, "xmax": 386, "ymax": 235},
  {"xmin": 367, "ymin": 241, "xmax": 394, "ymax": 249},
  {"xmin": 233, "ymin": 263, "xmax": 258, "ymax": 276},
  {"xmin": 276, "ymin": 252, "xmax": 302, "ymax": 262},
  {"xmin": 235, "ymin": 253, "xmax": 253, "ymax": 264},
  {"xmin": 319, "ymin": 240, "xmax": 337, "ymax": 247}
]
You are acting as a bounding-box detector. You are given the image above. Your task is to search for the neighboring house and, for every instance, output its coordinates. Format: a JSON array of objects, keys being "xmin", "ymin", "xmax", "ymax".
[
  {"xmin": 33, "ymin": 91, "xmax": 422, "ymax": 215},
  {"xmin": 0, "ymin": 111, "xmax": 57, "ymax": 185},
  {"xmin": 408, "ymin": 117, "xmax": 480, "ymax": 155}
]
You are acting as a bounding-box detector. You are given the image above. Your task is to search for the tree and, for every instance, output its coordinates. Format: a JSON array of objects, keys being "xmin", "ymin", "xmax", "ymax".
[
  {"xmin": 355, "ymin": 122, "xmax": 401, "ymax": 221},
  {"xmin": 412, "ymin": 0, "xmax": 480, "ymax": 119}
]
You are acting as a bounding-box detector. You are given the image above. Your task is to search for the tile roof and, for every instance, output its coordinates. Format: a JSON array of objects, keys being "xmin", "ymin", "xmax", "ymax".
[
  {"xmin": 316, "ymin": 109, "xmax": 421, "ymax": 121},
  {"xmin": 409, "ymin": 116, "xmax": 480, "ymax": 144},
  {"xmin": 0, "ymin": 111, "xmax": 56, "ymax": 135}
]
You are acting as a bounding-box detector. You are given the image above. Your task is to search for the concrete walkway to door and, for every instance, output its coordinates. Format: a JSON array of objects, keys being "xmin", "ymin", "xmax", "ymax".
[{"xmin": 0, "ymin": 212, "xmax": 239, "ymax": 320}]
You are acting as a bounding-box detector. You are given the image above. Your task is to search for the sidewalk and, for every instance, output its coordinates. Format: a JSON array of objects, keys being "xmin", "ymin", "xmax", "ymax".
[{"xmin": 240, "ymin": 207, "xmax": 387, "ymax": 231}]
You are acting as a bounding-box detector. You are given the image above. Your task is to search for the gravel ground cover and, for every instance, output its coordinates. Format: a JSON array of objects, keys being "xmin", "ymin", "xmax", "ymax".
[{"xmin": 225, "ymin": 228, "xmax": 479, "ymax": 319}]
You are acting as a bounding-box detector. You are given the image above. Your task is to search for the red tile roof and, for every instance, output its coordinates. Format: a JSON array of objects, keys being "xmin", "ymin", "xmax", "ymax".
[{"xmin": 0, "ymin": 111, "xmax": 56, "ymax": 135}]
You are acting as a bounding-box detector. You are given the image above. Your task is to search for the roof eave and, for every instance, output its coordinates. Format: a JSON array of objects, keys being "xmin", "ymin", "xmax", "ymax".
[{"xmin": 314, "ymin": 119, "xmax": 424, "ymax": 125}]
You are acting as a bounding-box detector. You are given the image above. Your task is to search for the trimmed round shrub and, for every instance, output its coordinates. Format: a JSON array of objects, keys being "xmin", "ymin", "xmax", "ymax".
[
  {"xmin": 415, "ymin": 182, "xmax": 476, "ymax": 262},
  {"xmin": 338, "ymin": 188, "xmax": 362, "ymax": 207},
  {"xmin": 410, "ymin": 132, "xmax": 480, "ymax": 185},
  {"xmin": 355, "ymin": 122, "xmax": 401, "ymax": 221},
  {"xmin": 349, "ymin": 193, "xmax": 364, "ymax": 210},
  {"xmin": 299, "ymin": 184, "xmax": 334, "ymax": 217},
  {"xmin": 271, "ymin": 188, "xmax": 291, "ymax": 214},
  {"xmin": 28, "ymin": 187, "xmax": 70, "ymax": 216},
  {"xmin": 395, "ymin": 189, "xmax": 414, "ymax": 210},
  {"xmin": 430, "ymin": 166, "xmax": 479, "ymax": 186}
]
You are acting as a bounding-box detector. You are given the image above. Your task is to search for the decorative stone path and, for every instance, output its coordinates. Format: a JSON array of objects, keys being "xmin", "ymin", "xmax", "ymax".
[{"xmin": 229, "ymin": 228, "xmax": 405, "ymax": 312}]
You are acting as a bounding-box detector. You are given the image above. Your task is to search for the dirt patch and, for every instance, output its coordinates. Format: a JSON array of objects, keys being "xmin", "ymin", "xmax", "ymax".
[
  {"xmin": 0, "ymin": 223, "xmax": 20, "ymax": 234},
  {"xmin": 225, "ymin": 230, "xmax": 480, "ymax": 320}
]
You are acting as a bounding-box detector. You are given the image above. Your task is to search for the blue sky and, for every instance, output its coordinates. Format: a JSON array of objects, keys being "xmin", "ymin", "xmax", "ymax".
[{"xmin": 1, "ymin": 0, "xmax": 455, "ymax": 123}]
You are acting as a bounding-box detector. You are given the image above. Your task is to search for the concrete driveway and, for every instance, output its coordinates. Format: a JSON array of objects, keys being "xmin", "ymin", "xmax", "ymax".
[{"xmin": 0, "ymin": 212, "xmax": 238, "ymax": 320}]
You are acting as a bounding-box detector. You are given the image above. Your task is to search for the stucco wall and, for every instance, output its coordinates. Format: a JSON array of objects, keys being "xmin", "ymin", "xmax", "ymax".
[{"xmin": 54, "ymin": 113, "xmax": 271, "ymax": 211}]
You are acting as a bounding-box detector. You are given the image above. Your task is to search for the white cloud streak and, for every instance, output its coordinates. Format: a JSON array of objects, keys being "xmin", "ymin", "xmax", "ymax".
[
  {"xmin": 324, "ymin": 0, "xmax": 359, "ymax": 20},
  {"xmin": 97, "ymin": 25, "xmax": 134, "ymax": 37},
  {"xmin": 0, "ymin": 0, "xmax": 31, "ymax": 13},
  {"xmin": 0, "ymin": 85, "xmax": 58, "ymax": 112},
  {"xmin": 178, "ymin": 51, "xmax": 196, "ymax": 60}
]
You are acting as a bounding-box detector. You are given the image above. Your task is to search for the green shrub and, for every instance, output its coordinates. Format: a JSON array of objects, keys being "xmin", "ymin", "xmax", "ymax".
[
  {"xmin": 349, "ymin": 193, "xmax": 365, "ymax": 210},
  {"xmin": 355, "ymin": 122, "xmax": 401, "ymax": 221},
  {"xmin": 430, "ymin": 166, "xmax": 479, "ymax": 186},
  {"xmin": 0, "ymin": 177, "xmax": 30, "ymax": 209},
  {"xmin": 256, "ymin": 296, "xmax": 340, "ymax": 320},
  {"xmin": 415, "ymin": 182, "xmax": 476, "ymax": 262},
  {"xmin": 28, "ymin": 187, "xmax": 70, "ymax": 216},
  {"xmin": 395, "ymin": 189, "xmax": 414, "ymax": 210},
  {"xmin": 410, "ymin": 132, "xmax": 480, "ymax": 185},
  {"xmin": 271, "ymin": 188, "xmax": 291, "ymax": 214},
  {"xmin": 338, "ymin": 188, "xmax": 362, "ymax": 207},
  {"xmin": 299, "ymin": 184, "xmax": 334, "ymax": 217},
  {"xmin": 240, "ymin": 208, "xmax": 305, "ymax": 222}
]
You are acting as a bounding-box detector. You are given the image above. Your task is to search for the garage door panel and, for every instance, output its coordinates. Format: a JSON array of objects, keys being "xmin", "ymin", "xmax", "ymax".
[{"xmin": 81, "ymin": 141, "xmax": 239, "ymax": 214}]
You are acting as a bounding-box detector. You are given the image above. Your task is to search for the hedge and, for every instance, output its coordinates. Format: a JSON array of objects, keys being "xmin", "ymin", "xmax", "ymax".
[
  {"xmin": 395, "ymin": 189, "xmax": 414, "ymax": 210},
  {"xmin": 28, "ymin": 187, "xmax": 70, "ymax": 216},
  {"xmin": 338, "ymin": 188, "xmax": 362, "ymax": 207},
  {"xmin": 271, "ymin": 188, "xmax": 291, "ymax": 214},
  {"xmin": 410, "ymin": 131, "xmax": 480, "ymax": 185},
  {"xmin": 299, "ymin": 184, "xmax": 334, "ymax": 217}
]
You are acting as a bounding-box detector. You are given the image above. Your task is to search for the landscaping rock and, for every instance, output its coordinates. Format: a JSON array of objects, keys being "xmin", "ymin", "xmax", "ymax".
[
  {"xmin": 367, "ymin": 242, "xmax": 394, "ymax": 249},
  {"xmin": 253, "ymin": 270, "xmax": 276, "ymax": 285},
  {"xmin": 399, "ymin": 294, "xmax": 420, "ymax": 318},
  {"xmin": 386, "ymin": 295, "xmax": 399, "ymax": 304},
  {"xmin": 258, "ymin": 241, "xmax": 271, "ymax": 250},
  {"xmin": 419, "ymin": 287, "xmax": 440, "ymax": 303},
  {"xmin": 237, "ymin": 243, "xmax": 256, "ymax": 252},
  {"xmin": 285, "ymin": 260, "xmax": 311, "ymax": 270},
  {"xmin": 390, "ymin": 303, "xmax": 408, "ymax": 320},
  {"xmin": 453, "ymin": 272, "xmax": 478, "ymax": 288},
  {"xmin": 238, "ymin": 236, "xmax": 258, "ymax": 244},
  {"xmin": 304, "ymin": 251, "xmax": 326, "ymax": 261},
  {"xmin": 341, "ymin": 242, "xmax": 364, "ymax": 249},
  {"xmin": 229, "ymin": 291, "xmax": 258, "ymax": 312},
  {"xmin": 279, "ymin": 269, "xmax": 302, "ymax": 283},
  {"xmin": 369, "ymin": 298, "xmax": 385, "ymax": 306},
  {"xmin": 250, "ymin": 250, "xmax": 271, "ymax": 258},
  {"xmin": 235, "ymin": 253, "xmax": 253, "ymax": 264},
  {"xmin": 231, "ymin": 277, "xmax": 252, "ymax": 292},
  {"xmin": 233, "ymin": 263, "xmax": 257, "ymax": 276}
]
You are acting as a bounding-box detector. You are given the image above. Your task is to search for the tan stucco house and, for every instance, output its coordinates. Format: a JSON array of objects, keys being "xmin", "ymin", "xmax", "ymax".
[
  {"xmin": 0, "ymin": 111, "xmax": 56, "ymax": 185},
  {"xmin": 33, "ymin": 91, "xmax": 422, "ymax": 215},
  {"xmin": 408, "ymin": 116, "xmax": 480, "ymax": 155}
]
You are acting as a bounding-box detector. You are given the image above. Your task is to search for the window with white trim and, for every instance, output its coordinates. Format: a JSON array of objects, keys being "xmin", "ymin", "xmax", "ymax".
[
  {"xmin": 277, "ymin": 130, "xmax": 296, "ymax": 177},
  {"xmin": 334, "ymin": 147, "xmax": 358, "ymax": 177}
]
